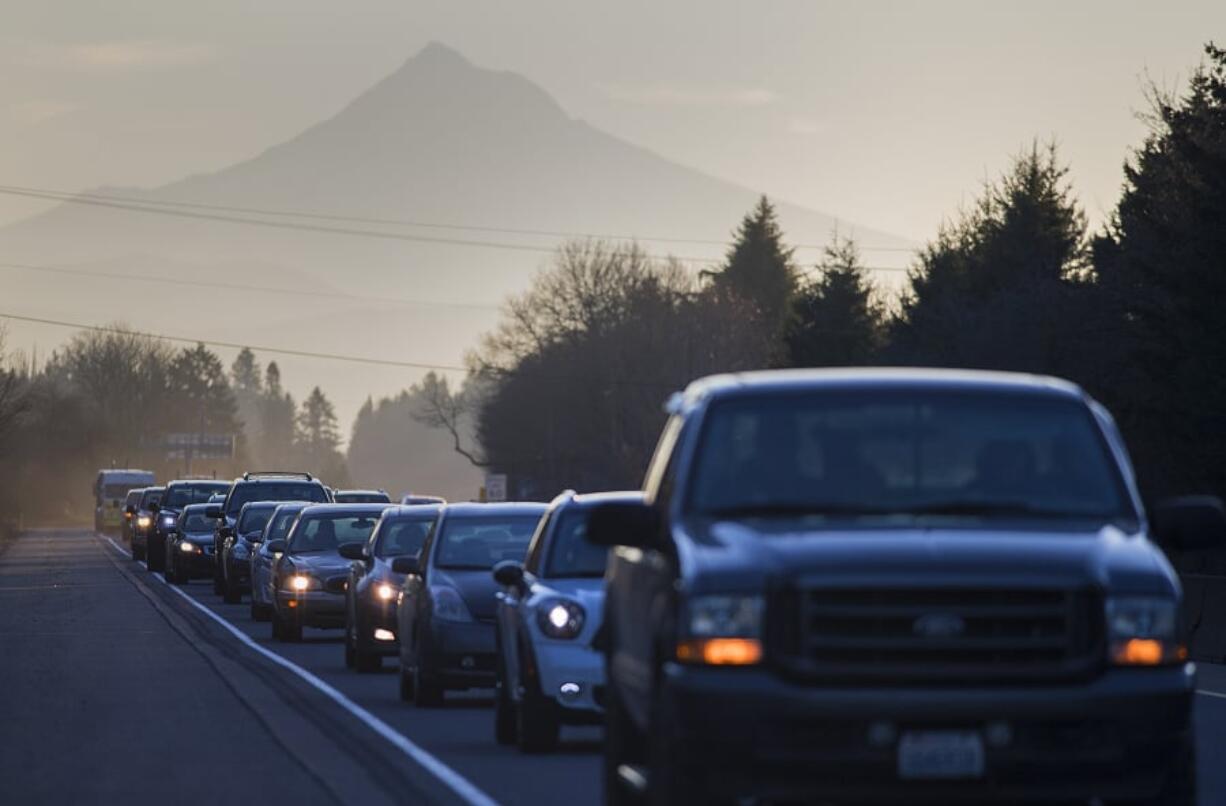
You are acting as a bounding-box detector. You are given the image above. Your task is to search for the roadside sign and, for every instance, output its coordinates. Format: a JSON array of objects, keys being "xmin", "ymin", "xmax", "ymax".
[{"xmin": 484, "ymin": 473, "xmax": 508, "ymax": 503}]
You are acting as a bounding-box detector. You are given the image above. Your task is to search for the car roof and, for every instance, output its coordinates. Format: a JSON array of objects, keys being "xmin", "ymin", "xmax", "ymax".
[
  {"xmin": 558, "ymin": 490, "xmax": 644, "ymax": 510},
  {"xmin": 679, "ymin": 367, "xmax": 1085, "ymax": 409},
  {"xmin": 381, "ymin": 504, "xmax": 444, "ymax": 519},
  {"xmin": 337, "ymin": 489, "xmax": 387, "ymax": 495},
  {"xmin": 166, "ymin": 479, "xmax": 230, "ymax": 487},
  {"xmin": 441, "ymin": 502, "xmax": 548, "ymax": 518},
  {"xmin": 298, "ymin": 503, "xmax": 393, "ymax": 517},
  {"xmin": 238, "ymin": 500, "xmax": 282, "ymax": 512},
  {"xmin": 181, "ymin": 503, "xmax": 213, "ymax": 513}
]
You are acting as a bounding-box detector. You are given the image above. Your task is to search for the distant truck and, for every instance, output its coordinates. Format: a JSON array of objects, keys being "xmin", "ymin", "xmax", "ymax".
[{"xmin": 94, "ymin": 469, "xmax": 156, "ymax": 533}]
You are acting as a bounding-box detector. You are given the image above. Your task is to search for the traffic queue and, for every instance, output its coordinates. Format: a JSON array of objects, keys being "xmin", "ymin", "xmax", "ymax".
[{"xmin": 107, "ymin": 367, "xmax": 1226, "ymax": 806}]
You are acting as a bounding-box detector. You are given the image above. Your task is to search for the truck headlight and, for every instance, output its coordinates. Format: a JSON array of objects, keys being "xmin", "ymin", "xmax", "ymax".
[
  {"xmin": 677, "ymin": 595, "xmax": 764, "ymax": 666},
  {"xmin": 1106, "ymin": 596, "xmax": 1184, "ymax": 666},
  {"xmin": 537, "ymin": 598, "xmax": 585, "ymax": 639}
]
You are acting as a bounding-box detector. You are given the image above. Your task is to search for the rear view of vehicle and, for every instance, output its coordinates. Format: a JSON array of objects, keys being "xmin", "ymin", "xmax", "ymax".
[
  {"xmin": 395, "ymin": 502, "xmax": 547, "ymax": 706},
  {"xmin": 250, "ymin": 502, "xmax": 308, "ymax": 621},
  {"xmin": 95, "ymin": 469, "xmax": 155, "ymax": 534},
  {"xmin": 341, "ymin": 504, "xmax": 441, "ymax": 672},
  {"xmin": 493, "ymin": 491, "xmax": 636, "ymax": 752},
  {"xmin": 129, "ymin": 486, "xmax": 164, "ymax": 563},
  {"xmin": 165, "ymin": 504, "xmax": 219, "ymax": 584},
  {"xmin": 266, "ymin": 504, "xmax": 388, "ymax": 641}
]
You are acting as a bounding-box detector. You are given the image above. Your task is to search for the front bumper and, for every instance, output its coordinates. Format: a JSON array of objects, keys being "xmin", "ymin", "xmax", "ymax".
[
  {"xmin": 356, "ymin": 597, "xmax": 400, "ymax": 655},
  {"xmin": 532, "ymin": 640, "xmax": 606, "ymax": 720},
  {"xmin": 276, "ymin": 590, "xmax": 346, "ymax": 628},
  {"xmin": 175, "ymin": 547, "xmax": 215, "ymax": 576},
  {"xmin": 656, "ymin": 663, "xmax": 1195, "ymax": 803},
  {"xmin": 421, "ymin": 619, "xmax": 497, "ymax": 688}
]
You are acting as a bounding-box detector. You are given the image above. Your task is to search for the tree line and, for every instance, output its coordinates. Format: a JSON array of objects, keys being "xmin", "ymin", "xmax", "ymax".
[{"xmin": 443, "ymin": 43, "xmax": 1226, "ymax": 507}]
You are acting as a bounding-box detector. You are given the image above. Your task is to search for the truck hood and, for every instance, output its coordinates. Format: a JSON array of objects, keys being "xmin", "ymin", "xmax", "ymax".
[{"xmin": 682, "ymin": 519, "xmax": 1177, "ymax": 596}]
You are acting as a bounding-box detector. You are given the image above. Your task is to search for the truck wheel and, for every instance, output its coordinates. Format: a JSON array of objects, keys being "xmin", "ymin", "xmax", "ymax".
[
  {"xmin": 494, "ymin": 655, "xmax": 518, "ymax": 745},
  {"xmin": 604, "ymin": 684, "xmax": 644, "ymax": 806},
  {"xmin": 1114, "ymin": 733, "xmax": 1196, "ymax": 806},
  {"xmin": 646, "ymin": 690, "xmax": 709, "ymax": 806},
  {"xmin": 517, "ymin": 656, "xmax": 559, "ymax": 753},
  {"xmin": 398, "ymin": 665, "xmax": 415, "ymax": 702}
]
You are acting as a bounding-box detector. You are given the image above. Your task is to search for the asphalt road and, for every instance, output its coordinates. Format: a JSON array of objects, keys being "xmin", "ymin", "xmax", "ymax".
[{"xmin": 5, "ymin": 528, "xmax": 1226, "ymax": 805}]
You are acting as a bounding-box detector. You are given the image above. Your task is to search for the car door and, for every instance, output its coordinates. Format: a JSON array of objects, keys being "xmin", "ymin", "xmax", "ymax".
[{"xmin": 398, "ymin": 520, "xmax": 434, "ymax": 664}]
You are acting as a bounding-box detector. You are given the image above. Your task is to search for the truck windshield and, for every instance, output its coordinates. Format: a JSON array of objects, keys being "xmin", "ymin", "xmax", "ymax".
[
  {"xmin": 226, "ymin": 482, "xmax": 329, "ymax": 516},
  {"xmin": 164, "ymin": 484, "xmax": 230, "ymax": 509},
  {"xmin": 686, "ymin": 390, "xmax": 1133, "ymax": 523}
]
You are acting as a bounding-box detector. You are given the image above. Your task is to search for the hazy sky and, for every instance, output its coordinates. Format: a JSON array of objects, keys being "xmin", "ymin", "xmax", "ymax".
[{"xmin": 2, "ymin": 0, "xmax": 1222, "ymax": 241}]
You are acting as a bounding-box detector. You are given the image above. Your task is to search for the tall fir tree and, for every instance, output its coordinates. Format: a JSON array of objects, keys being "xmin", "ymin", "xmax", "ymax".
[
  {"xmin": 711, "ymin": 196, "xmax": 798, "ymax": 340},
  {"xmin": 782, "ymin": 237, "xmax": 883, "ymax": 367}
]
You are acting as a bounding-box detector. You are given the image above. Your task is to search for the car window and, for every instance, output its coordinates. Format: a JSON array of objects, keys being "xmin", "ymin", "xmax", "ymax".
[
  {"xmin": 686, "ymin": 390, "xmax": 1133, "ymax": 523},
  {"xmin": 164, "ymin": 484, "xmax": 230, "ymax": 508},
  {"xmin": 264, "ymin": 509, "xmax": 303, "ymax": 542},
  {"xmin": 336, "ymin": 492, "xmax": 391, "ymax": 504},
  {"xmin": 375, "ymin": 518, "xmax": 434, "ymax": 558},
  {"xmin": 544, "ymin": 509, "xmax": 607, "ymax": 578},
  {"xmin": 139, "ymin": 490, "xmax": 163, "ymax": 508},
  {"xmin": 181, "ymin": 513, "xmax": 214, "ymax": 532},
  {"xmin": 289, "ymin": 515, "xmax": 379, "ymax": 554},
  {"xmin": 238, "ymin": 507, "xmax": 274, "ymax": 535},
  {"xmin": 434, "ymin": 515, "xmax": 542, "ymax": 570},
  {"xmin": 522, "ymin": 510, "xmax": 552, "ymax": 574}
]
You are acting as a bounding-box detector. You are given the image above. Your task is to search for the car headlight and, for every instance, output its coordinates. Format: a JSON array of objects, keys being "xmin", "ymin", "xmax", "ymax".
[
  {"xmin": 179, "ymin": 541, "xmax": 199, "ymax": 554},
  {"xmin": 676, "ymin": 594, "xmax": 764, "ymax": 666},
  {"xmin": 161, "ymin": 514, "xmax": 177, "ymax": 527},
  {"xmin": 137, "ymin": 516, "xmax": 152, "ymax": 528},
  {"xmin": 536, "ymin": 598, "xmax": 585, "ymax": 639},
  {"xmin": 374, "ymin": 582, "xmax": 397, "ymax": 602},
  {"xmin": 431, "ymin": 586, "xmax": 474, "ymax": 623},
  {"xmin": 1106, "ymin": 596, "xmax": 1184, "ymax": 666},
  {"xmin": 284, "ymin": 574, "xmax": 320, "ymax": 592}
]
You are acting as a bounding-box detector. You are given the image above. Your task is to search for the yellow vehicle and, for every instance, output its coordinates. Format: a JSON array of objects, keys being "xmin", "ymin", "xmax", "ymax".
[{"xmin": 94, "ymin": 469, "xmax": 156, "ymax": 534}]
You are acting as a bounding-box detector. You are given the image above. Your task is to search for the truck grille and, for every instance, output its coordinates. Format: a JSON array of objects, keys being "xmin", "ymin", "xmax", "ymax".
[{"xmin": 771, "ymin": 586, "xmax": 1103, "ymax": 683}]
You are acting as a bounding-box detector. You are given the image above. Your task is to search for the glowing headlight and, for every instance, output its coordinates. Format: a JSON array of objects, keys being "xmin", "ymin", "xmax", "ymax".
[
  {"xmin": 1106, "ymin": 596, "xmax": 1184, "ymax": 666},
  {"xmin": 179, "ymin": 541, "xmax": 199, "ymax": 554},
  {"xmin": 161, "ymin": 515, "xmax": 177, "ymax": 526},
  {"xmin": 285, "ymin": 574, "xmax": 319, "ymax": 592},
  {"xmin": 375, "ymin": 583, "xmax": 396, "ymax": 601},
  {"xmin": 537, "ymin": 598, "xmax": 585, "ymax": 639},
  {"xmin": 676, "ymin": 595, "xmax": 764, "ymax": 666},
  {"xmin": 137, "ymin": 516, "xmax": 152, "ymax": 528}
]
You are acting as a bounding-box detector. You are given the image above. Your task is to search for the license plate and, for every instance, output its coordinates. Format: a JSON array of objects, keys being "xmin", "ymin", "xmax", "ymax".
[{"xmin": 897, "ymin": 731, "xmax": 985, "ymax": 780}]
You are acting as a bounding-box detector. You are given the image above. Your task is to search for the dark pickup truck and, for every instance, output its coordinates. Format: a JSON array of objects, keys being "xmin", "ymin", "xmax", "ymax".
[{"xmin": 590, "ymin": 368, "xmax": 1225, "ymax": 805}]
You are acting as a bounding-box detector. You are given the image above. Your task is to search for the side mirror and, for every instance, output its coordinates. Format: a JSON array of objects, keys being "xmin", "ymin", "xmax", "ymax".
[
  {"xmin": 338, "ymin": 542, "xmax": 365, "ymax": 561},
  {"xmin": 391, "ymin": 555, "xmax": 420, "ymax": 575},
  {"xmin": 265, "ymin": 539, "xmax": 287, "ymax": 555},
  {"xmin": 586, "ymin": 501, "xmax": 661, "ymax": 548},
  {"xmin": 1153, "ymin": 496, "xmax": 1226, "ymax": 551},
  {"xmin": 492, "ymin": 560, "xmax": 525, "ymax": 588},
  {"xmin": 205, "ymin": 505, "xmax": 222, "ymax": 519}
]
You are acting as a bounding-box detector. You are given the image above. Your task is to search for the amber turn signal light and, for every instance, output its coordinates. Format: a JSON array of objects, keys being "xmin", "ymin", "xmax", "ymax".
[
  {"xmin": 676, "ymin": 638, "xmax": 762, "ymax": 666},
  {"xmin": 1111, "ymin": 638, "xmax": 1184, "ymax": 666}
]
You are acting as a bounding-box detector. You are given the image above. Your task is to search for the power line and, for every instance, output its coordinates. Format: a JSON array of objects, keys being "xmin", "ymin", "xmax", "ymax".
[
  {"xmin": 0, "ymin": 261, "xmax": 504, "ymax": 313},
  {"xmin": 0, "ymin": 182, "xmax": 919, "ymax": 254}
]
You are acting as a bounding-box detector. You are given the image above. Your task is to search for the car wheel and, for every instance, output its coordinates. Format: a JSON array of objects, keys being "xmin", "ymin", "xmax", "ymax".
[
  {"xmin": 494, "ymin": 653, "xmax": 517, "ymax": 746},
  {"xmin": 250, "ymin": 600, "xmax": 270, "ymax": 622},
  {"xmin": 344, "ymin": 602, "xmax": 357, "ymax": 668},
  {"xmin": 398, "ymin": 665, "xmax": 415, "ymax": 702},
  {"xmin": 133, "ymin": 543, "xmax": 145, "ymax": 562},
  {"xmin": 212, "ymin": 562, "xmax": 223, "ymax": 595},
  {"xmin": 604, "ymin": 683, "xmax": 644, "ymax": 806},
  {"xmin": 517, "ymin": 650, "xmax": 559, "ymax": 753},
  {"xmin": 412, "ymin": 651, "xmax": 443, "ymax": 708},
  {"xmin": 222, "ymin": 570, "xmax": 241, "ymax": 604}
]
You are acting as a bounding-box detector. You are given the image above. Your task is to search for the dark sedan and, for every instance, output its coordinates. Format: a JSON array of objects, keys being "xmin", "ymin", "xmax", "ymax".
[
  {"xmin": 340, "ymin": 504, "xmax": 442, "ymax": 672},
  {"xmin": 164, "ymin": 504, "xmax": 219, "ymax": 584},
  {"xmin": 219, "ymin": 501, "xmax": 277, "ymax": 603},
  {"xmin": 266, "ymin": 504, "xmax": 390, "ymax": 642},
  {"xmin": 395, "ymin": 502, "xmax": 547, "ymax": 707},
  {"xmin": 149, "ymin": 480, "xmax": 231, "ymax": 575},
  {"xmin": 129, "ymin": 486, "xmax": 164, "ymax": 563}
]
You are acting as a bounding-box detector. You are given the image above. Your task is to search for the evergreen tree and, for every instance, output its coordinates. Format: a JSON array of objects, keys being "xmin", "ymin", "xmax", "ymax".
[
  {"xmin": 296, "ymin": 386, "xmax": 341, "ymax": 462},
  {"xmin": 782, "ymin": 237, "xmax": 883, "ymax": 367},
  {"xmin": 230, "ymin": 348, "xmax": 262, "ymax": 395},
  {"xmin": 710, "ymin": 196, "xmax": 798, "ymax": 337},
  {"xmin": 168, "ymin": 343, "xmax": 240, "ymax": 435},
  {"xmin": 258, "ymin": 362, "xmax": 296, "ymax": 468}
]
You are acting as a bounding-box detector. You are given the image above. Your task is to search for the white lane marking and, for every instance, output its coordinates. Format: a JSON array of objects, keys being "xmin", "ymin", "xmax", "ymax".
[
  {"xmin": 98, "ymin": 533, "xmax": 499, "ymax": 806},
  {"xmin": 1197, "ymin": 689, "xmax": 1226, "ymax": 700}
]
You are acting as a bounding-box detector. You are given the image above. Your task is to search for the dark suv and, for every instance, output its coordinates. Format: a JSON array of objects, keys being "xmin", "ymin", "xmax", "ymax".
[
  {"xmin": 589, "ymin": 369, "xmax": 1226, "ymax": 806},
  {"xmin": 148, "ymin": 479, "xmax": 231, "ymax": 574},
  {"xmin": 205, "ymin": 472, "xmax": 332, "ymax": 596}
]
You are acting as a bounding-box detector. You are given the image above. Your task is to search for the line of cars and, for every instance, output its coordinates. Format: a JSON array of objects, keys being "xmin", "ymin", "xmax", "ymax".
[{"xmin": 108, "ymin": 367, "xmax": 1226, "ymax": 804}]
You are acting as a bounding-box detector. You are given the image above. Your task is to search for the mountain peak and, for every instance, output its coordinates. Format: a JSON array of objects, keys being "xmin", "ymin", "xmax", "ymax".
[{"xmin": 405, "ymin": 41, "xmax": 472, "ymax": 71}]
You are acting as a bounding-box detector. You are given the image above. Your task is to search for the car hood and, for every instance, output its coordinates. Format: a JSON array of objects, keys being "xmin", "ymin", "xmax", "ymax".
[
  {"xmin": 432, "ymin": 569, "xmax": 501, "ymax": 621},
  {"xmin": 183, "ymin": 532, "xmax": 214, "ymax": 544},
  {"xmin": 681, "ymin": 519, "xmax": 1176, "ymax": 596},
  {"xmin": 286, "ymin": 553, "xmax": 353, "ymax": 579}
]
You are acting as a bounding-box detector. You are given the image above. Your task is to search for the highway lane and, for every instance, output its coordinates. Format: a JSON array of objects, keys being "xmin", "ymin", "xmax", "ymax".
[{"xmin": 7, "ymin": 528, "xmax": 1226, "ymax": 805}]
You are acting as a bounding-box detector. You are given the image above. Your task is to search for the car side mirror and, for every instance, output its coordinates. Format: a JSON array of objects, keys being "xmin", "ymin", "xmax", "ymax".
[
  {"xmin": 391, "ymin": 555, "xmax": 419, "ymax": 575},
  {"xmin": 586, "ymin": 501, "xmax": 660, "ymax": 548},
  {"xmin": 338, "ymin": 542, "xmax": 365, "ymax": 561},
  {"xmin": 1153, "ymin": 496, "xmax": 1226, "ymax": 551},
  {"xmin": 205, "ymin": 505, "xmax": 222, "ymax": 519},
  {"xmin": 492, "ymin": 560, "xmax": 525, "ymax": 589},
  {"xmin": 265, "ymin": 539, "xmax": 287, "ymax": 555}
]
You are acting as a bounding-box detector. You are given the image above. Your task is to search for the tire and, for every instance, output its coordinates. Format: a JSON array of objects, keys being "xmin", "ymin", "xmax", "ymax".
[
  {"xmin": 222, "ymin": 569, "xmax": 241, "ymax": 604},
  {"xmin": 412, "ymin": 648, "xmax": 444, "ymax": 707},
  {"xmin": 273, "ymin": 609, "xmax": 302, "ymax": 642},
  {"xmin": 147, "ymin": 540, "xmax": 163, "ymax": 572},
  {"xmin": 517, "ymin": 647, "xmax": 559, "ymax": 753},
  {"xmin": 344, "ymin": 603, "xmax": 357, "ymax": 669},
  {"xmin": 494, "ymin": 654, "xmax": 518, "ymax": 746},
  {"xmin": 133, "ymin": 542, "xmax": 145, "ymax": 563},
  {"xmin": 212, "ymin": 561, "xmax": 223, "ymax": 595},
  {"xmin": 604, "ymin": 683, "xmax": 643, "ymax": 806},
  {"xmin": 250, "ymin": 600, "xmax": 271, "ymax": 622},
  {"xmin": 645, "ymin": 689, "xmax": 708, "ymax": 806}
]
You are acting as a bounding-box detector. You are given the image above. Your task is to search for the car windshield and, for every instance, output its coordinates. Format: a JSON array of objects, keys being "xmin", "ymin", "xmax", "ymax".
[
  {"xmin": 139, "ymin": 490, "xmax": 163, "ymax": 509},
  {"xmin": 226, "ymin": 482, "xmax": 329, "ymax": 515},
  {"xmin": 375, "ymin": 517, "xmax": 434, "ymax": 558},
  {"xmin": 103, "ymin": 484, "xmax": 136, "ymax": 499},
  {"xmin": 335, "ymin": 492, "xmax": 391, "ymax": 503},
  {"xmin": 238, "ymin": 507, "xmax": 274, "ymax": 535},
  {"xmin": 164, "ymin": 484, "xmax": 230, "ymax": 508},
  {"xmin": 181, "ymin": 513, "xmax": 214, "ymax": 532},
  {"xmin": 686, "ymin": 390, "xmax": 1133, "ymax": 524},
  {"xmin": 435, "ymin": 515, "xmax": 541, "ymax": 570},
  {"xmin": 544, "ymin": 510, "xmax": 608, "ymax": 578},
  {"xmin": 288, "ymin": 515, "xmax": 379, "ymax": 554}
]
